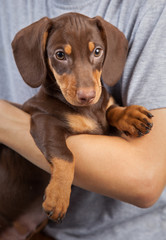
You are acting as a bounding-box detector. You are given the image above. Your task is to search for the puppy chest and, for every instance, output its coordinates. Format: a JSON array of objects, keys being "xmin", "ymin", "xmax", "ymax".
[{"xmin": 65, "ymin": 113, "xmax": 107, "ymax": 135}]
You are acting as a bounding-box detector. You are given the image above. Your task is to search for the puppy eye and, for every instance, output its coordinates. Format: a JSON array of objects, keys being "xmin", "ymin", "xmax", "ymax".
[
  {"xmin": 55, "ymin": 50, "xmax": 66, "ymax": 60},
  {"xmin": 94, "ymin": 47, "xmax": 103, "ymax": 57}
]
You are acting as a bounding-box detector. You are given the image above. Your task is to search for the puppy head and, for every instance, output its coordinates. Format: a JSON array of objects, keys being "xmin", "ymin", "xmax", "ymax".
[{"xmin": 12, "ymin": 13, "xmax": 128, "ymax": 106}]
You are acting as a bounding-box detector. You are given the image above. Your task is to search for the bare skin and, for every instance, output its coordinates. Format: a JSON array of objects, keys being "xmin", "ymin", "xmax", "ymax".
[{"xmin": 0, "ymin": 100, "xmax": 166, "ymax": 208}]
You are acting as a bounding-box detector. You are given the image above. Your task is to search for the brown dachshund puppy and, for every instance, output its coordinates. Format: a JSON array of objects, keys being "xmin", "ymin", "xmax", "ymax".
[{"xmin": 0, "ymin": 12, "xmax": 153, "ymax": 239}]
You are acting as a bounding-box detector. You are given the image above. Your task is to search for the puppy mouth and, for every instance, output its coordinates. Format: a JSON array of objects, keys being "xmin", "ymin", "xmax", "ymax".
[{"xmin": 77, "ymin": 98, "xmax": 95, "ymax": 106}]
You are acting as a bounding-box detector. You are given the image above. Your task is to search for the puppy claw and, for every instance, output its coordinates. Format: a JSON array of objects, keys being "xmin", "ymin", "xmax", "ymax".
[
  {"xmin": 43, "ymin": 194, "xmax": 46, "ymax": 201},
  {"xmin": 56, "ymin": 216, "xmax": 63, "ymax": 224},
  {"xmin": 124, "ymin": 131, "xmax": 131, "ymax": 136},
  {"xmin": 141, "ymin": 123, "xmax": 152, "ymax": 130},
  {"xmin": 138, "ymin": 130, "xmax": 144, "ymax": 137},
  {"xmin": 145, "ymin": 129, "xmax": 150, "ymax": 135},
  {"xmin": 143, "ymin": 118, "xmax": 153, "ymax": 126},
  {"xmin": 147, "ymin": 122, "xmax": 153, "ymax": 128},
  {"xmin": 147, "ymin": 112, "xmax": 154, "ymax": 118},
  {"xmin": 48, "ymin": 210, "xmax": 54, "ymax": 218}
]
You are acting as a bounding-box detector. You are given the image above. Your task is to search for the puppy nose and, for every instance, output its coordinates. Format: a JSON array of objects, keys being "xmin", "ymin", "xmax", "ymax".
[{"xmin": 77, "ymin": 88, "xmax": 96, "ymax": 104}]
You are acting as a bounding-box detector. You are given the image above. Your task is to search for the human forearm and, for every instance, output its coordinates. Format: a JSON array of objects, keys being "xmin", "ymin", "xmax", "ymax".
[
  {"xmin": 0, "ymin": 100, "xmax": 166, "ymax": 207},
  {"xmin": 67, "ymin": 133, "xmax": 164, "ymax": 207},
  {"xmin": 67, "ymin": 108, "xmax": 166, "ymax": 207}
]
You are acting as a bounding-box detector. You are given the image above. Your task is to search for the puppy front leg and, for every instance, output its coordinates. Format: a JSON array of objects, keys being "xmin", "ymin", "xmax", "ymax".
[
  {"xmin": 30, "ymin": 114, "xmax": 75, "ymax": 222},
  {"xmin": 43, "ymin": 157, "xmax": 75, "ymax": 223}
]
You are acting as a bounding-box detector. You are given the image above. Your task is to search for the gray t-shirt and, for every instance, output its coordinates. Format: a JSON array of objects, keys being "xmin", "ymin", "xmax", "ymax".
[{"xmin": 0, "ymin": 0, "xmax": 166, "ymax": 239}]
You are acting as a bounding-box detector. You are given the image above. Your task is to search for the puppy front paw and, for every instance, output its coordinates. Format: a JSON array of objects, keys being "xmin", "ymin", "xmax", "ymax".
[
  {"xmin": 107, "ymin": 105, "xmax": 153, "ymax": 137},
  {"xmin": 42, "ymin": 157, "xmax": 75, "ymax": 223},
  {"xmin": 43, "ymin": 181, "xmax": 71, "ymax": 223}
]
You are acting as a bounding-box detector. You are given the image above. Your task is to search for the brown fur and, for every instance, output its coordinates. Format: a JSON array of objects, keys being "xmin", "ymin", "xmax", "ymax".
[{"xmin": 0, "ymin": 13, "xmax": 153, "ymax": 239}]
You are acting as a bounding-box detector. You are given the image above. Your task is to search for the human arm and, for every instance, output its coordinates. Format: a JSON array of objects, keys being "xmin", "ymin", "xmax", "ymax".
[
  {"xmin": 0, "ymin": 100, "xmax": 165, "ymax": 208},
  {"xmin": 0, "ymin": 100, "xmax": 50, "ymax": 173},
  {"xmin": 68, "ymin": 108, "xmax": 166, "ymax": 208}
]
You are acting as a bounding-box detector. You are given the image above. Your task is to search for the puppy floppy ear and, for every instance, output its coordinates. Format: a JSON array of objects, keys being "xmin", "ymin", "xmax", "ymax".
[
  {"xmin": 94, "ymin": 16, "xmax": 128, "ymax": 86},
  {"xmin": 12, "ymin": 17, "xmax": 52, "ymax": 88}
]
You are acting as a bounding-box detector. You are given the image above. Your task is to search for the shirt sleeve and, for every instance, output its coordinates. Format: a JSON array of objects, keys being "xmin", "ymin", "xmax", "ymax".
[{"xmin": 120, "ymin": 1, "xmax": 166, "ymax": 110}]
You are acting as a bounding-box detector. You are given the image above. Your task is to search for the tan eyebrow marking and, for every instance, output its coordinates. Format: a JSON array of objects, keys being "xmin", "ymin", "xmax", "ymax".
[
  {"xmin": 64, "ymin": 44, "xmax": 72, "ymax": 55},
  {"xmin": 88, "ymin": 41, "xmax": 95, "ymax": 52}
]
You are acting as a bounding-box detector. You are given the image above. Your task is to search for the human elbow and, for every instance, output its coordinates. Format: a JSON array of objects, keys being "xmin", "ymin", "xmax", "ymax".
[
  {"xmin": 132, "ymin": 170, "xmax": 163, "ymax": 208},
  {"xmin": 135, "ymin": 186, "xmax": 158, "ymax": 209}
]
